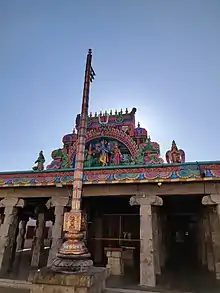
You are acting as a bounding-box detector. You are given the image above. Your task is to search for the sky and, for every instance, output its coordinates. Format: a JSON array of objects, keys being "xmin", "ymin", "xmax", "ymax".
[{"xmin": 0, "ymin": 0, "xmax": 220, "ymax": 171}]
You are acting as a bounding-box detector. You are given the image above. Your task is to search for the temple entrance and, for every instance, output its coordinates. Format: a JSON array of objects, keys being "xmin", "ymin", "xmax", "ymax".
[
  {"xmin": 163, "ymin": 195, "xmax": 200, "ymax": 271},
  {"xmin": 84, "ymin": 196, "xmax": 140, "ymax": 284},
  {"xmin": 159, "ymin": 195, "xmax": 215, "ymax": 291}
]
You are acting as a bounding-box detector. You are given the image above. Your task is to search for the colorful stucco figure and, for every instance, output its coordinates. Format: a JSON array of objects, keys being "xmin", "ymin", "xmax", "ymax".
[
  {"xmin": 84, "ymin": 144, "xmax": 94, "ymax": 168},
  {"xmin": 165, "ymin": 140, "xmax": 185, "ymax": 164},
  {"xmin": 32, "ymin": 150, "xmax": 45, "ymax": 171}
]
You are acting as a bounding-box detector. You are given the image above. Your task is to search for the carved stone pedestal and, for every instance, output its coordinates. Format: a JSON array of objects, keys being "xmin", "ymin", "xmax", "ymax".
[
  {"xmin": 30, "ymin": 266, "xmax": 108, "ymax": 293},
  {"xmin": 52, "ymin": 253, "xmax": 93, "ymax": 274},
  {"xmin": 105, "ymin": 248, "xmax": 124, "ymax": 276}
]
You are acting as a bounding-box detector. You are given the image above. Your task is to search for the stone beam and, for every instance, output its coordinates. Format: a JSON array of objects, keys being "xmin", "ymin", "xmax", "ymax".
[
  {"xmin": 0, "ymin": 181, "xmax": 219, "ymax": 198},
  {"xmin": 83, "ymin": 182, "xmax": 220, "ymax": 197}
]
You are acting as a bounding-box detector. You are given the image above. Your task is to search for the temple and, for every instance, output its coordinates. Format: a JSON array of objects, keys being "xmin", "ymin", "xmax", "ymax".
[
  {"xmin": 1, "ymin": 64, "xmax": 220, "ymax": 292},
  {"xmin": 0, "ymin": 108, "xmax": 220, "ymax": 290}
]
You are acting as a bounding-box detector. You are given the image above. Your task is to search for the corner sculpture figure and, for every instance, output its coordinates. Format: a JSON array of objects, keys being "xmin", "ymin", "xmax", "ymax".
[
  {"xmin": 165, "ymin": 140, "xmax": 185, "ymax": 164},
  {"xmin": 32, "ymin": 150, "xmax": 45, "ymax": 171}
]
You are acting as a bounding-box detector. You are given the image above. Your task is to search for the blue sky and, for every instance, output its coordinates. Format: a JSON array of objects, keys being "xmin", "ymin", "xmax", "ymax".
[{"xmin": 0, "ymin": 0, "xmax": 220, "ymax": 171}]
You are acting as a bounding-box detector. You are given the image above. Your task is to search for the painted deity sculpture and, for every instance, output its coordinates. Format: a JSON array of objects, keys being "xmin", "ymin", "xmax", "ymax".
[
  {"xmin": 61, "ymin": 148, "xmax": 70, "ymax": 168},
  {"xmin": 85, "ymin": 139, "xmax": 123, "ymax": 167},
  {"xmin": 136, "ymin": 137, "xmax": 163, "ymax": 165},
  {"xmin": 84, "ymin": 144, "xmax": 94, "ymax": 168},
  {"xmin": 165, "ymin": 140, "xmax": 185, "ymax": 164},
  {"xmin": 32, "ymin": 151, "xmax": 45, "ymax": 171},
  {"xmin": 112, "ymin": 142, "xmax": 122, "ymax": 165},
  {"xmin": 100, "ymin": 149, "xmax": 107, "ymax": 166},
  {"xmin": 46, "ymin": 148, "xmax": 70, "ymax": 169},
  {"xmin": 99, "ymin": 140, "xmax": 110, "ymax": 166}
]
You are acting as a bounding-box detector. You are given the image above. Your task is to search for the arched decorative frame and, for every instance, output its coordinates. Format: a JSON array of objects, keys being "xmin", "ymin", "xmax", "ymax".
[{"xmin": 68, "ymin": 127, "xmax": 139, "ymax": 167}]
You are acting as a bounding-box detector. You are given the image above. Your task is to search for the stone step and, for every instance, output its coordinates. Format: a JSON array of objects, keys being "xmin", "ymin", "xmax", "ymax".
[
  {"xmin": 0, "ymin": 279, "xmax": 31, "ymax": 292},
  {"xmin": 105, "ymin": 288, "xmax": 192, "ymax": 293},
  {"xmin": 105, "ymin": 289, "xmax": 159, "ymax": 293},
  {"xmin": 0, "ymin": 288, "xmax": 29, "ymax": 293}
]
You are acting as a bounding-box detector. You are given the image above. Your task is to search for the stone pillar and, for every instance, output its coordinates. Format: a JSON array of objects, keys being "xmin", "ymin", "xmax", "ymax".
[
  {"xmin": 31, "ymin": 211, "xmax": 45, "ymax": 268},
  {"xmin": 197, "ymin": 215, "xmax": 206, "ymax": 266},
  {"xmin": 152, "ymin": 207, "xmax": 161, "ymax": 275},
  {"xmin": 16, "ymin": 219, "xmax": 28, "ymax": 251},
  {"xmin": 203, "ymin": 212, "xmax": 214, "ymax": 272},
  {"xmin": 94, "ymin": 216, "xmax": 103, "ymax": 265},
  {"xmin": 47, "ymin": 225, "xmax": 53, "ymax": 247},
  {"xmin": 158, "ymin": 214, "xmax": 166, "ymax": 270},
  {"xmin": 202, "ymin": 194, "xmax": 220, "ymax": 279},
  {"xmin": 0, "ymin": 198, "xmax": 24, "ymax": 274},
  {"xmin": 130, "ymin": 193, "xmax": 163, "ymax": 287},
  {"xmin": 201, "ymin": 216, "xmax": 207, "ymax": 266},
  {"xmin": 46, "ymin": 197, "xmax": 69, "ymax": 267}
]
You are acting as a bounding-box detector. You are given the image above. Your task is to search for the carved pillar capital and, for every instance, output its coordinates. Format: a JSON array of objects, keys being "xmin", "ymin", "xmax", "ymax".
[
  {"xmin": 0, "ymin": 198, "xmax": 24, "ymax": 208},
  {"xmin": 130, "ymin": 193, "xmax": 163, "ymax": 207},
  {"xmin": 202, "ymin": 194, "xmax": 220, "ymax": 206},
  {"xmin": 46, "ymin": 197, "xmax": 70, "ymax": 209}
]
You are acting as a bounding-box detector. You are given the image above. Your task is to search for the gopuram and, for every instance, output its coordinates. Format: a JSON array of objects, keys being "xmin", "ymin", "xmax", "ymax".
[{"xmin": 0, "ymin": 50, "xmax": 220, "ymax": 292}]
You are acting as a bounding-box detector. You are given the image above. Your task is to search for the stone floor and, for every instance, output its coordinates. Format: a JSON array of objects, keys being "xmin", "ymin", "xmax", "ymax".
[
  {"xmin": 106, "ymin": 266, "xmax": 220, "ymax": 293},
  {"xmin": 2, "ymin": 256, "xmax": 220, "ymax": 293}
]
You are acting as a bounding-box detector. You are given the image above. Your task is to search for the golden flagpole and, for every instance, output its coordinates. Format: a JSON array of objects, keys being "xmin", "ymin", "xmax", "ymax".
[{"xmin": 52, "ymin": 49, "xmax": 95, "ymax": 273}]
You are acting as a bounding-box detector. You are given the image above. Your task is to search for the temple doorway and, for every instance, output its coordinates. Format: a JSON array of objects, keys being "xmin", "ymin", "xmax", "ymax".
[
  {"xmin": 163, "ymin": 195, "xmax": 200, "ymax": 271},
  {"xmin": 84, "ymin": 196, "xmax": 140, "ymax": 284},
  {"xmin": 158, "ymin": 195, "xmax": 216, "ymax": 291}
]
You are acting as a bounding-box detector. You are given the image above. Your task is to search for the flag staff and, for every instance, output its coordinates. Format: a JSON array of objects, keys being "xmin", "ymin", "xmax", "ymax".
[{"xmin": 52, "ymin": 49, "xmax": 95, "ymax": 273}]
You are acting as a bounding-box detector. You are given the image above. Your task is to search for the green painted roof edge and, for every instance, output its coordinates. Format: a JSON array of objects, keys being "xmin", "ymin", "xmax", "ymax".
[{"xmin": 0, "ymin": 160, "xmax": 219, "ymax": 176}]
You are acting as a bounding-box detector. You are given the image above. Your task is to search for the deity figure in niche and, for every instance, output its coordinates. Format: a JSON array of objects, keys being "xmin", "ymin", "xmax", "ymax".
[
  {"xmin": 166, "ymin": 140, "xmax": 185, "ymax": 164},
  {"xmin": 93, "ymin": 143, "xmax": 101, "ymax": 165},
  {"xmin": 99, "ymin": 140, "xmax": 112, "ymax": 166},
  {"xmin": 136, "ymin": 145, "xmax": 145, "ymax": 164},
  {"xmin": 100, "ymin": 149, "xmax": 107, "ymax": 166},
  {"xmin": 106, "ymin": 142, "xmax": 112, "ymax": 163},
  {"xmin": 112, "ymin": 142, "xmax": 122, "ymax": 165},
  {"xmin": 84, "ymin": 144, "xmax": 94, "ymax": 167},
  {"xmin": 84, "ymin": 138, "xmax": 129, "ymax": 167}
]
